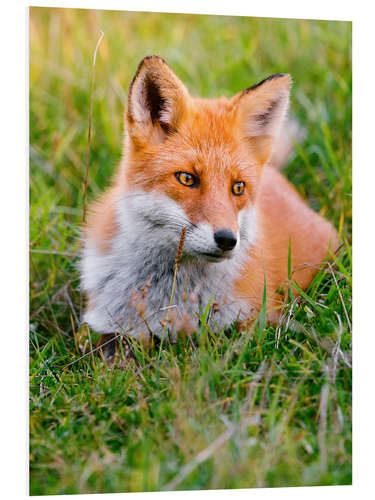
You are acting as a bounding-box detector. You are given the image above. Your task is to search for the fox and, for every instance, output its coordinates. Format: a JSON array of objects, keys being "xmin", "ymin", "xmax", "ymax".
[{"xmin": 80, "ymin": 55, "xmax": 338, "ymax": 350}]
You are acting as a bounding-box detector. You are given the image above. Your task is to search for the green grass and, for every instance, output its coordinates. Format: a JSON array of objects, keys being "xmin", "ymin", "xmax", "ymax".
[{"xmin": 29, "ymin": 7, "xmax": 352, "ymax": 495}]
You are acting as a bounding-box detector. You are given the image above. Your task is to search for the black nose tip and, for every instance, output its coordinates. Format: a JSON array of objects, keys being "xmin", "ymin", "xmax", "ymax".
[{"xmin": 214, "ymin": 229, "xmax": 237, "ymax": 251}]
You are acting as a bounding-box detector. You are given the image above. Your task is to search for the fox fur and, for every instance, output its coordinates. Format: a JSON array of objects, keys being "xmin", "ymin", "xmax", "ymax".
[{"xmin": 80, "ymin": 55, "xmax": 338, "ymax": 342}]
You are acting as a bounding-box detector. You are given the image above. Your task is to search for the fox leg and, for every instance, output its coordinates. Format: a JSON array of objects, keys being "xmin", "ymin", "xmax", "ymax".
[
  {"xmin": 97, "ymin": 333, "xmax": 118, "ymax": 361},
  {"xmin": 96, "ymin": 333, "xmax": 143, "ymax": 364}
]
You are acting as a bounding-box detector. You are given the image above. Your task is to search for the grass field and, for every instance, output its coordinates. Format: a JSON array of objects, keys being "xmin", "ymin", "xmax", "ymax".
[{"xmin": 29, "ymin": 8, "xmax": 352, "ymax": 495}]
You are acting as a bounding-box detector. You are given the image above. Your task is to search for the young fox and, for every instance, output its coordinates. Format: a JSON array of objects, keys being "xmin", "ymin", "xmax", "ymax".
[{"xmin": 80, "ymin": 55, "xmax": 338, "ymax": 343}]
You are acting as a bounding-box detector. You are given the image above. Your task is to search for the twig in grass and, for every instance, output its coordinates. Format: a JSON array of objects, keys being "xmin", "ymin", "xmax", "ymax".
[
  {"xmin": 284, "ymin": 297, "xmax": 297, "ymax": 332},
  {"xmin": 82, "ymin": 29, "xmax": 104, "ymax": 224},
  {"xmin": 332, "ymin": 311, "xmax": 343, "ymax": 383},
  {"xmin": 29, "ymin": 249, "xmax": 78, "ymax": 257},
  {"xmin": 241, "ymin": 360, "xmax": 267, "ymax": 414},
  {"xmin": 163, "ymin": 415, "xmax": 260, "ymax": 491},
  {"xmin": 64, "ymin": 284, "xmax": 80, "ymax": 326},
  {"xmin": 318, "ymin": 383, "xmax": 329, "ymax": 474},
  {"xmin": 327, "ymin": 262, "xmax": 351, "ymax": 334}
]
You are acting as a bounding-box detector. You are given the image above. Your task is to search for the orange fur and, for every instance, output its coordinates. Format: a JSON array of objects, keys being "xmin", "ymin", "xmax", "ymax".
[
  {"xmin": 84, "ymin": 185, "xmax": 120, "ymax": 252},
  {"xmin": 234, "ymin": 166, "xmax": 338, "ymax": 319},
  {"xmin": 84, "ymin": 56, "xmax": 338, "ymax": 324}
]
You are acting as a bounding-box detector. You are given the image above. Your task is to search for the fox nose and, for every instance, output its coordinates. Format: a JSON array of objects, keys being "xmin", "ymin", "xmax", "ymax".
[{"xmin": 214, "ymin": 229, "xmax": 237, "ymax": 251}]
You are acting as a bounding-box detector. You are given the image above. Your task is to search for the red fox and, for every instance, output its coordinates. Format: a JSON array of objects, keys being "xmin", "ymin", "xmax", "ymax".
[{"xmin": 80, "ymin": 55, "xmax": 338, "ymax": 345}]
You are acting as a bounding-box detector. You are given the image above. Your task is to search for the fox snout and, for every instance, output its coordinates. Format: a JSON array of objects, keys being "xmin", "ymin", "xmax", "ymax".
[
  {"xmin": 184, "ymin": 221, "xmax": 241, "ymax": 263},
  {"xmin": 214, "ymin": 229, "xmax": 237, "ymax": 252}
]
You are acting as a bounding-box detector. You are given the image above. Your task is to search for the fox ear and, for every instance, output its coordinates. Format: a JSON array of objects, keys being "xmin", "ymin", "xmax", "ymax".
[
  {"xmin": 234, "ymin": 74, "xmax": 292, "ymax": 165},
  {"xmin": 126, "ymin": 56, "xmax": 189, "ymax": 147}
]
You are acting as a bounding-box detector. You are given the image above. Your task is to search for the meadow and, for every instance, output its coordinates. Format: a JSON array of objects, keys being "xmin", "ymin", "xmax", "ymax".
[{"xmin": 29, "ymin": 8, "xmax": 352, "ymax": 495}]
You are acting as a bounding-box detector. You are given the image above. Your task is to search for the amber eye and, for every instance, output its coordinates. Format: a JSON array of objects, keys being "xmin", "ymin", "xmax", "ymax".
[
  {"xmin": 232, "ymin": 181, "xmax": 245, "ymax": 196},
  {"xmin": 175, "ymin": 172, "xmax": 198, "ymax": 187}
]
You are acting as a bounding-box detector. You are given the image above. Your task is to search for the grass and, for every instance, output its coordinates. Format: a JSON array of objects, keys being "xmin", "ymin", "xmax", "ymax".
[{"xmin": 29, "ymin": 7, "xmax": 352, "ymax": 495}]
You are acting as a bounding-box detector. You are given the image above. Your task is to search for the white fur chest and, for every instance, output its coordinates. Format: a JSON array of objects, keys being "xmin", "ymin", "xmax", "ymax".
[{"xmin": 80, "ymin": 191, "xmax": 256, "ymax": 340}]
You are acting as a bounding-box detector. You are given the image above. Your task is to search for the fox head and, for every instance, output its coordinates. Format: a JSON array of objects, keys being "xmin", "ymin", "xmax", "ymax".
[{"xmin": 122, "ymin": 56, "xmax": 291, "ymax": 262}]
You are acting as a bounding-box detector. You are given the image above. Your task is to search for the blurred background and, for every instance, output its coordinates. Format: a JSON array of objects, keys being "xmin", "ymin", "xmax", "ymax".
[
  {"xmin": 29, "ymin": 7, "xmax": 352, "ymax": 495},
  {"xmin": 30, "ymin": 7, "xmax": 351, "ymax": 215}
]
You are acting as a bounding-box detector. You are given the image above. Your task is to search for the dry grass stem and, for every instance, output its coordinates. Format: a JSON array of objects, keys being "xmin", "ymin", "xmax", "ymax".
[
  {"xmin": 29, "ymin": 249, "xmax": 78, "ymax": 257},
  {"xmin": 174, "ymin": 226, "xmax": 186, "ymax": 270},
  {"xmin": 82, "ymin": 30, "xmax": 104, "ymax": 224},
  {"xmin": 159, "ymin": 227, "xmax": 187, "ymax": 353},
  {"xmin": 318, "ymin": 383, "xmax": 329, "ymax": 473},
  {"xmin": 328, "ymin": 262, "xmax": 351, "ymax": 333}
]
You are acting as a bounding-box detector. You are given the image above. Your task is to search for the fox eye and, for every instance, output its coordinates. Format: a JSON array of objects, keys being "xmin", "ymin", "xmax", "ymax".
[
  {"xmin": 175, "ymin": 172, "xmax": 198, "ymax": 187},
  {"xmin": 232, "ymin": 181, "xmax": 245, "ymax": 196}
]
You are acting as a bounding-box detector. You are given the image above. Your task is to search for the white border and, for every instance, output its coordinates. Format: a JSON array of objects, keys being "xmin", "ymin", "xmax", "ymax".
[
  {"xmin": 29, "ymin": 0, "xmax": 354, "ymax": 21},
  {"xmin": 1, "ymin": 1, "xmax": 374, "ymax": 499}
]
